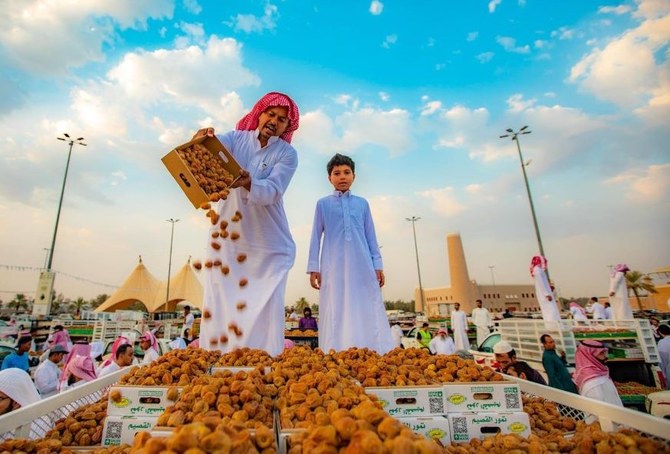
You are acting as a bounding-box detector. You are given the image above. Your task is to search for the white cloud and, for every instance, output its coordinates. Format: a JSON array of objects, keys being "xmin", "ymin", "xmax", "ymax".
[
  {"xmin": 599, "ymin": 5, "xmax": 632, "ymax": 15},
  {"xmin": 231, "ymin": 4, "xmax": 278, "ymax": 33},
  {"xmin": 175, "ymin": 22, "xmax": 206, "ymax": 47},
  {"xmin": 382, "ymin": 34, "xmax": 398, "ymax": 48},
  {"xmin": 534, "ymin": 39, "xmax": 548, "ymax": 49},
  {"xmin": 378, "ymin": 92, "xmax": 390, "ymax": 102},
  {"xmin": 295, "ymin": 104, "xmax": 413, "ymax": 157},
  {"xmin": 568, "ymin": 8, "xmax": 668, "ymax": 110},
  {"xmin": 369, "ymin": 0, "xmax": 384, "ymax": 15},
  {"xmin": 477, "ymin": 52, "xmax": 494, "ymax": 63},
  {"xmin": 496, "ymin": 36, "xmax": 530, "ymax": 54},
  {"xmin": 488, "ymin": 0, "xmax": 503, "ymax": 13},
  {"xmin": 550, "ymin": 26, "xmax": 576, "ymax": 40},
  {"xmin": 183, "ymin": 0, "xmax": 202, "ymax": 15},
  {"xmin": 506, "ymin": 94, "xmax": 537, "ymax": 113},
  {"xmin": 420, "ymin": 100, "xmax": 442, "ymax": 116},
  {"xmin": 605, "ymin": 164, "xmax": 670, "ymax": 202},
  {"xmin": 333, "ymin": 94, "xmax": 352, "ymax": 106},
  {"xmin": 107, "ymin": 36, "xmax": 260, "ymax": 120},
  {"xmin": 467, "ymin": 32, "xmax": 479, "ymax": 42},
  {"xmin": 0, "ymin": 0, "xmax": 174, "ymax": 74},
  {"xmin": 418, "ymin": 187, "xmax": 466, "ymax": 216}
]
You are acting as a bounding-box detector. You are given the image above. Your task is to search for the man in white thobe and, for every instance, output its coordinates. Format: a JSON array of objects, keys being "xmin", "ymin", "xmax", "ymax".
[
  {"xmin": 609, "ymin": 263, "xmax": 633, "ymax": 320},
  {"xmin": 429, "ymin": 329, "xmax": 457, "ymax": 355},
  {"xmin": 530, "ymin": 256, "xmax": 561, "ymax": 322},
  {"xmin": 98, "ymin": 343, "xmax": 134, "ymax": 377},
  {"xmin": 450, "ymin": 303, "xmax": 470, "ymax": 350},
  {"xmin": 390, "ymin": 323, "xmax": 404, "ymax": 348},
  {"xmin": 589, "ymin": 297, "xmax": 606, "ymax": 321},
  {"xmin": 34, "ymin": 345, "xmax": 67, "ymax": 398},
  {"xmin": 470, "ymin": 299, "xmax": 493, "ymax": 347}
]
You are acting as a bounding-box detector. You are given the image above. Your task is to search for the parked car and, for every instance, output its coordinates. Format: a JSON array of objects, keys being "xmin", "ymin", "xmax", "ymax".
[{"xmin": 400, "ymin": 326, "xmax": 439, "ymax": 349}]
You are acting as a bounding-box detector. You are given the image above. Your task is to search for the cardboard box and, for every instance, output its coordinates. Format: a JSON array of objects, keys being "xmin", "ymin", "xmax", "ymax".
[
  {"xmin": 102, "ymin": 416, "xmax": 157, "ymax": 446},
  {"xmin": 107, "ymin": 386, "xmax": 179, "ymax": 417},
  {"xmin": 162, "ymin": 135, "xmax": 241, "ymax": 209},
  {"xmin": 397, "ymin": 416, "xmax": 451, "ymax": 446},
  {"xmin": 448, "ymin": 412, "xmax": 531, "ymax": 442},
  {"xmin": 366, "ymin": 386, "xmax": 446, "ymax": 417},
  {"xmin": 443, "ymin": 381, "xmax": 522, "ymax": 412}
]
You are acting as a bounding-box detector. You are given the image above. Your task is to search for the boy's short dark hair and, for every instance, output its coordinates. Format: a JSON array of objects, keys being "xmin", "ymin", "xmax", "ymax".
[
  {"xmin": 184, "ymin": 305, "xmax": 191, "ymax": 311},
  {"xmin": 659, "ymin": 324, "xmax": 670, "ymax": 336},
  {"xmin": 18, "ymin": 335, "xmax": 32, "ymax": 346},
  {"xmin": 327, "ymin": 153, "xmax": 355, "ymax": 174},
  {"xmin": 504, "ymin": 360, "xmax": 534, "ymax": 378}
]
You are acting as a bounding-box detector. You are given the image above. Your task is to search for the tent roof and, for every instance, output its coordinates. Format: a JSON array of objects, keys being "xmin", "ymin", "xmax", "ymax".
[
  {"xmin": 151, "ymin": 258, "xmax": 203, "ymax": 312},
  {"xmin": 95, "ymin": 256, "xmax": 161, "ymax": 313}
]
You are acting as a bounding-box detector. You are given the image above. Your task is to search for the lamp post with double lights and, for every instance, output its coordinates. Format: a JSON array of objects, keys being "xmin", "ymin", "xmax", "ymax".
[
  {"xmin": 499, "ymin": 126, "xmax": 549, "ymax": 281},
  {"xmin": 34, "ymin": 134, "xmax": 87, "ymax": 316},
  {"xmin": 406, "ymin": 216, "xmax": 425, "ymax": 313},
  {"xmin": 165, "ymin": 218, "xmax": 180, "ymax": 310}
]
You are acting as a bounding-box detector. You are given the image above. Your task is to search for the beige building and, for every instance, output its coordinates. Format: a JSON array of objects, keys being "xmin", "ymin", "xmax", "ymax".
[{"xmin": 414, "ymin": 233, "xmax": 540, "ymax": 316}]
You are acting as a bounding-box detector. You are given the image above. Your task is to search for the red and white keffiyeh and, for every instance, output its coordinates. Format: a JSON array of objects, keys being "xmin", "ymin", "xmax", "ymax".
[
  {"xmin": 529, "ymin": 255, "xmax": 548, "ymax": 277},
  {"xmin": 236, "ymin": 92, "xmax": 300, "ymax": 143}
]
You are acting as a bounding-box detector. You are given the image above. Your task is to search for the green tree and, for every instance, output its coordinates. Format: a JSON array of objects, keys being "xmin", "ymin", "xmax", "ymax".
[
  {"xmin": 8, "ymin": 294, "xmax": 29, "ymax": 312},
  {"xmin": 626, "ymin": 270, "xmax": 658, "ymax": 310},
  {"xmin": 310, "ymin": 303, "xmax": 319, "ymax": 314},
  {"xmin": 294, "ymin": 297, "xmax": 310, "ymax": 313},
  {"xmin": 71, "ymin": 297, "xmax": 89, "ymax": 316},
  {"xmin": 89, "ymin": 294, "xmax": 109, "ymax": 310}
]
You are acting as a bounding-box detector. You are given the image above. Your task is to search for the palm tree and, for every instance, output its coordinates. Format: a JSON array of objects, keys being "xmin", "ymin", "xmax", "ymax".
[
  {"xmin": 294, "ymin": 297, "xmax": 310, "ymax": 313},
  {"xmin": 8, "ymin": 294, "xmax": 29, "ymax": 312},
  {"xmin": 71, "ymin": 297, "xmax": 89, "ymax": 318},
  {"xmin": 626, "ymin": 270, "xmax": 658, "ymax": 310}
]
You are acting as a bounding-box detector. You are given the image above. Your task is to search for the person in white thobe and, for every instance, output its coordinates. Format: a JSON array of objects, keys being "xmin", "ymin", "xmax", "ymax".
[
  {"xmin": 569, "ymin": 302, "xmax": 588, "ymax": 322},
  {"xmin": 573, "ymin": 340, "xmax": 623, "ymax": 422},
  {"xmin": 589, "ymin": 297, "xmax": 606, "ymax": 321},
  {"xmin": 604, "ymin": 302, "xmax": 612, "ymax": 320},
  {"xmin": 307, "ymin": 153, "xmax": 394, "ymax": 354},
  {"xmin": 198, "ymin": 93, "xmax": 301, "ymax": 357},
  {"xmin": 450, "ymin": 303, "xmax": 470, "ymax": 350},
  {"xmin": 657, "ymin": 325, "xmax": 670, "ymax": 389},
  {"xmin": 98, "ymin": 343, "xmax": 134, "ymax": 378},
  {"xmin": 139, "ymin": 331, "xmax": 160, "ymax": 365},
  {"xmin": 34, "ymin": 345, "xmax": 67, "ymax": 398},
  {"xmin": 429, "ymin": 329, "xmax": 457, "ymax": 355},
  {"xmin": 530, "ymin": 256, "xmax": 561, "ymax": 322},
  {"xmin": 470, "ymin": 299, "xmax": 493, "ymax": 347},
  {"xmin": 390, "ymin": 323, "xmax": 404, "ymax": 348},
  {"xmin": 609, "ymin": 263, "xmax": 633, "ymax": 320}
]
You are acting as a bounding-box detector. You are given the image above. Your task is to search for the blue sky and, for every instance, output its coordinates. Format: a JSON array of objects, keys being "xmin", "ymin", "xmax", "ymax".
[{"xmin": 0, "ymin": 0, "xmax": 668, "ymax": 308}]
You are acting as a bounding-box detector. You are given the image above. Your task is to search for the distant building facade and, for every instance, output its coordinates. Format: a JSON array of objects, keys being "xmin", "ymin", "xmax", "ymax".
[{"xmin": 414, "ymin": 233, "xmax": 539, "ymax": 316}]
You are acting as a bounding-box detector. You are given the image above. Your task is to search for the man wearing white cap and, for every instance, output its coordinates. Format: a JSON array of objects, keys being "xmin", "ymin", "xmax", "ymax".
[
  {"xmin": 494, "ymin": 340, "xmax": 546, "ymax": 385},
  {"xmin": 428, "ymin": 328, "xmax": 457, "ymax": 355},
  {"xmin": 34, "ymin": 344, "xmax": 68, "ymax": 398}
]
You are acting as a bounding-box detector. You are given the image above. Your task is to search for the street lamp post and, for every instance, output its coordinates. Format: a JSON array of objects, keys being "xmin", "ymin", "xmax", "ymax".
[
  {"xmin": 43, "ymin": 248, "xmax": 51, "ymax": 270},
  {"xmin": 47, "ymin": 134, "xmax": 87, "ymax": 271},
  {"xmin": 500, "ymin": 126, "xmax": 549, "ymax": 280},
  {"xmin": 34, "ymin": 134, "xmax": 86, "ymax": 317},
  {"xmin": 165, "ymin": 218, "xmax": 180, "ymax": 310},
  {"xmin": 406, "ymin": 216, "xmax": 425, "ymax": 313}
]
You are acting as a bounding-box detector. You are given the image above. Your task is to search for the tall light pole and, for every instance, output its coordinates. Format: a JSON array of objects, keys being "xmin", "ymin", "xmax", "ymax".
[
  {"xmin": 43, "ymin": 248, "xmax": 51, "ymax": 270},
  {"xmin": 500, "ymin": 126, "xmax": 549, "ymax": 280},
  {"xmin": 34, "ymin": 134, "xmax": 86, "ymax": 317},
  {"xmin": 47, "ymin": 134, "xmax": 87, "ymax": 271},
  {"xmin": 165, "ymin": 218, "xmax": 179, "ymax": 310},
  {"xmin": 406, "ymin": 216, "xmax": 425, "ymax": 314}
]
